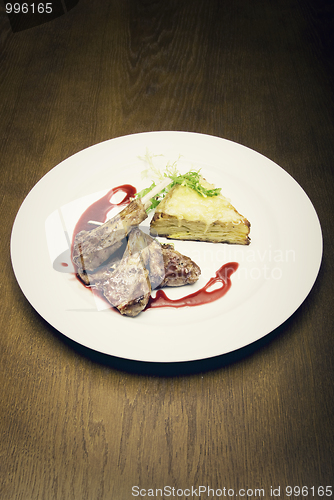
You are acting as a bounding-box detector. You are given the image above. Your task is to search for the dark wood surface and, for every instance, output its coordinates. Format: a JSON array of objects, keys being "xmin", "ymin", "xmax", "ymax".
[{"xmin": 1, "ymin": 1, "xmax": 333, "ymax": 498}]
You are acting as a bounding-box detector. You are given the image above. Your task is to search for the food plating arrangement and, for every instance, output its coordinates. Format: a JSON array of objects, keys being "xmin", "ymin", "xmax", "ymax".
[{"xmin": 71, "ymin": 154, "xmax": 250, "ymax": 317}]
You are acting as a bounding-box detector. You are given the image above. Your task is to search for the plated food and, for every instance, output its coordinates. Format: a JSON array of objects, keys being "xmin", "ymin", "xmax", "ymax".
[
  {"xmin": 71, "ymin": 159, "xmax": 250, "ymax": 317},
  {"xmin": 11, "ymin": 131, "xmax": 322, "ymax": 361},
  {"xmin": 150, "ymin": 178, "xmax": 250, "ymax": 245}
]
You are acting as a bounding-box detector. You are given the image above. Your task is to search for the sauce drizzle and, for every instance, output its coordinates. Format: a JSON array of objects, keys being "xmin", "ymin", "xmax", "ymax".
[
  {"xmin": 147, "ymin": 262, "xmax": 239, "ymax": 310},
  {"xmin": 72, "ymin": 184, "xmax": 136, "ymax": 238}
]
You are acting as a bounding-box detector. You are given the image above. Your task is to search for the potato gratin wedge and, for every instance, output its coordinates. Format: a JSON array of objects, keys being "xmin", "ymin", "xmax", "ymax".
[{"xmin": 150, "ymin": 177, "xmax": 250, "ymax": 245}]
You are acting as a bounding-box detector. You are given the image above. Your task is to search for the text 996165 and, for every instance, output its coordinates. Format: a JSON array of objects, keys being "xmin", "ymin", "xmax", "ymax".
[
  {"xmin": 5, "ymin": 3, "xmax": 53, "ymax": 14},
  {"xmin": 5, "ymin": 1, "xmax": 79, "ymax": 32}
]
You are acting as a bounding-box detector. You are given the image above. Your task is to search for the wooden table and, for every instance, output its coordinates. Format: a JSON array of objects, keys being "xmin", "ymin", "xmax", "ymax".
[{"xmin": 1, "ymin": 1, "xmax": 333, "ymax": 498}]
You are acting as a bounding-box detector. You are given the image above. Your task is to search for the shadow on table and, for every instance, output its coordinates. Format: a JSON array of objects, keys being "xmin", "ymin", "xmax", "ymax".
[{"xmin": 53, "ymin": 318, "xmax": 292, "ymax": 377}]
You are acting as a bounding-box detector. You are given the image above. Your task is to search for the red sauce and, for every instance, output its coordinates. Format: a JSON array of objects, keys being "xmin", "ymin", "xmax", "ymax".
[
  {"xmin": 72, "ymin": 184, "xmax": 136, "ymax": 237},
  {"xmin": 61, "ymin": 262, "xmax": 69, "ymax": 267},
  {"xmin": 146, "ymin": 262, "xmax": 239, "ymax": 310},
  {"xmin": 71, "ymin": 184, "xmax": 136, "ymax": 275}
]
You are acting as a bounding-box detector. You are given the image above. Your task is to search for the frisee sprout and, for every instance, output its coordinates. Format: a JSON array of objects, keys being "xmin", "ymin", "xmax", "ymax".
[{"xmin": 136, "ymin": 150, "xmax": 221, "ymax": 212}]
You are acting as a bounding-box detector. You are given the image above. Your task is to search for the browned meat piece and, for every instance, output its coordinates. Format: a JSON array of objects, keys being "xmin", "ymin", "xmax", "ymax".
[
  {"xmin": 139, "ymin": 232, "xmax": 166, "ymax": 289},
  {"xmin": 72, "ymin": 198, "xmax": 148, "ymax": 273},
  {"xmin": 95, "ymin": 251, "xmax": 151, "ymax": 317},
  {"xmin": 77, "ymin": 228, "xmax": 201, "ymax": 316},
  {"xmin": 159, "ymin": 243, "xmax": 201, "ymax": 287},
  {"xmin": 139, "ymin": 234, "xmax": 201, "ymax": 288},
  {"xmin": 90, "ymin": 229, "xmax": 151, "ymax": 317}
]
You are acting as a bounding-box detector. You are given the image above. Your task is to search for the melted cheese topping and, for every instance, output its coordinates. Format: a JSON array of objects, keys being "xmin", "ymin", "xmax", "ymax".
[{"xmin": 156, "ymin": 184, "xmax": 244, "ymax": 225}]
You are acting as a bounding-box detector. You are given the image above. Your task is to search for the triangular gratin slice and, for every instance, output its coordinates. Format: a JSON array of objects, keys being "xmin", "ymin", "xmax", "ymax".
[{"xmin": 150, "ymin": 177, "xmax": 251, "ymax": 245}]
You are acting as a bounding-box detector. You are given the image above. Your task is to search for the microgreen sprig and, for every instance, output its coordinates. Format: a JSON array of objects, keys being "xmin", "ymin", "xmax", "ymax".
[{"xmin": 136, "ymin": 150, "xmax": 221, "ymax": 212}]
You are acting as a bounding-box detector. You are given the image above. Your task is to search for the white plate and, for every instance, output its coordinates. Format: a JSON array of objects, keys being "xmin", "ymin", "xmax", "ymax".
[{"xmin": 10, "ymin": 132, "xmax": 323, "ymax": 362}]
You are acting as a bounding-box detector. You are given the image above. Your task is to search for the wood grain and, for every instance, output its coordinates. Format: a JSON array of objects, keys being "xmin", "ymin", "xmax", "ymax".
[{"xmin": 0, "ymin": 0, "xmax": 333, "ymax": 498}]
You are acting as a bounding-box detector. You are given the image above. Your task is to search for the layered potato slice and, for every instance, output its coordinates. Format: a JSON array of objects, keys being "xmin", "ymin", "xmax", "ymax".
[{"xmin": 150, "ymin": 178, "xmax": 250, "ymax": 245}]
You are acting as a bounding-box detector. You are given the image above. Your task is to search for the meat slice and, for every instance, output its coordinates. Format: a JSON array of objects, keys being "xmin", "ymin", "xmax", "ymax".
[
  {"xmin": 96, "ymin": 251, "xmax": 151, "ymax": 317},
  {"xmin": 72, "ymin": 198, "xmax": 148, "ymax": 273},
  {"xmin": 159, "ymin": 243, "xmax": 201, "ymax": 287},
  {"xmin": 77, "ymin": 250, "xmax": 124, "ymax": 286},
  {"xmin": 91, "ymin": 229, "xmax": 152, "ymax": 317},
  {"xmin": 139, "ymin": 233, "xmax": 166, "ymax": 289}
]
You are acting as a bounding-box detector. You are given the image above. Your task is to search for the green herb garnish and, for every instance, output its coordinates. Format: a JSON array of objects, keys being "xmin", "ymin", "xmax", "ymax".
[
  {"xmin": 135, "ymin": 181, "xmax": 169, "ymax": 211},
  {"xmin": 136, "ymin": 150, "xmax": 221, "ymax": 212},
  {"xmin": 167, "ymin": 170, "xmax": 221, "ymax": 197}
]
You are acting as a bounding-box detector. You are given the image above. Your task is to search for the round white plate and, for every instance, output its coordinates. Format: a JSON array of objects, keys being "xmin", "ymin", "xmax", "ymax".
[{"xmin": 10, "ymin": 132, "xmax": 323, "ymax": 362}]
